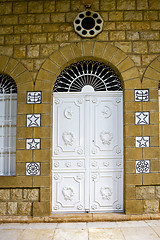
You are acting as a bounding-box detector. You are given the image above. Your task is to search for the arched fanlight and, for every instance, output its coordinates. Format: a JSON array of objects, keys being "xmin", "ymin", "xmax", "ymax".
[
  {"xmin": 0, "ymin": 73, "xmax": 17, "ymax": 94},
  {"xmin": 53, "ymin": 60, "xmax": 122, "ymax": 92}
]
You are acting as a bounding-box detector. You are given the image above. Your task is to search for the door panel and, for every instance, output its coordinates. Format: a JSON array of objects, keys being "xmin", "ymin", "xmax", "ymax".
[
  {"xmin": 52, "ymin": 91, "xmax": 123, "ymax": 213},
  {"xmin": 90, "ymin": 171, "xmax": 123, "ymax": 212},
  {"xmin": 53, "ymin": 96, "xmax": 85, "ymax": 156}
]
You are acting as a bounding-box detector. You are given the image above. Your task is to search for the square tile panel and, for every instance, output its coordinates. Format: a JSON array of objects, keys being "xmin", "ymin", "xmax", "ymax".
[
  {"xmin": 135, "ymin": 112, "xmax": 150, "ymax": 125},
  {"xmin": 135, "ymin": 137, "xmax": 150, "ymax": 148},
  {"xmin": 26, "ymin": 114, "xmax": 41, "ymax": 127},
  {"xmin": 26, "ymin": 162, "xmax": 40, "ymax": 176},
  {"xmin": 26, "ymin": 139, "xmax": 41, "ymax": 150},
  {"xmin": 27, "ymin": 91, "xmax": 42, "ymax": 104},
  {"xmin": 134, "ymin": 89, "xmax": 149, "ymax": 102},
  {"xmin": 135, "ymin": 160, "xmax": 150, "ymax": 174}
]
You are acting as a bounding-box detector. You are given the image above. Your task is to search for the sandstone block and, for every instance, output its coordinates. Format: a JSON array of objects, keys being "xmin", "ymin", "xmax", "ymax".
[
  {"xmin": 127, "ymin": 31, "xmax": 140, "ymax": 40},
  {"xmin": 129, "ymin": 55, "xmax": 141, "ymax": 66},
  {"xmin": 29, "ymin": 25, "xmax": 42, "ymax": 33},
  {"xmin": 116, "ymin": 22, "xmax": 131, "ymax": 30},
  {"xmin": 56, "ymin": 0, "xmax": 70, "ymax": 12},
  {"xmin": 21, "ymin": 34, "xmax": 31, "ymax": 44},
  {"xmin": 43, "ymin": 23, "xmax": 59, "ymax": 32},
  {"xmin": 60, "ymin": 23, "xmax": 73, "ymax": 32},
  {"xmin": 8, "ymin": 202, "xmax": 17, "ymax": 215},
  {"xmin": 44, "ymin": 1, "xmax": 55, "ymax": 13},
  {"xmin": 125, "ymin": 200, "xmax": 144, "ymax": 214},
  {"xmin": 31, "ymin": 34, "xmax": 47, "ymax": 44},
  {"xmin": 149, "ymin": 41, "xmax": 160, "ymax": 53},
  {"xmin": 28, "ymin": 1, "xmax": 43, "ymax": 13},
  {"xmin": 136, "ymin": 186, "xmax": 155, "ymax": 200},
  {"xmin": 96, "ymin": 31, "xmax": 109, "ymax": 41},
  {"xmin": 115, "ymin": 42, "xmax": 131, "ymax": 53},
  {"xmin": 66, "ymin": 12, "xmax": 78, "ymax": 22},
  {"xmin": 156, "ymin": 186, "xmax": 160, "ymax": 198},
  {"xmin": 144, "ymin": 11, "xmax": 158, "ymax": 20},
  {"xmin": 55, "ymin": 33, "xmax": 69, "ymax": 42},
  {"xmin": 5, "ymin": 35, "xmax": 20, "ymax": 45},
  {"xmin": 13, "ymin": 2, "xmax": 27, "ymax": 14},
  {"xmin": 2, "ymin": 16, "xmax": 18, "ymax": 25},
  {"xmin": 109, "ymin": 12, "xmax": 123, "ymax": 21},
  {"xmin": 133, "ymin": 41, "xmax": 148, "ymax": 54},
  {"xmin": 35, "ymin": 14, "xmax": 50, "ymax": 24},
  {"xmin": 0, "ymin": 2, "xmax": 12, "ymax": 14},
  {"xmin": 14, "ymin": 25, "xmax": 28, "ymax": 34},
  {"xmin": 0, "ymin": 189, "xmax": 10, "ymax": 201},
  {"xmin": 40, "ymin": 44, "xmax": 58, "ymax": 57},
  {"xmin": 40, "ymin": 188, "xmax": 50, "ymax": 201},
  {"xmin": 110, "ymin": 31, "xmax": 125, "ymax": 41},
  {"xmin": 143, "ymin": 173, "xmax": 160, "ymax": 185},
  {"xmin": 23, "ymin": 189, "xmax": 39, "ymax": 201},
  {"xmin": 0, "ymin": 36, "xmax": 4, "ymax": 44},
  {"xmin": 144, "ymin": 200, "xmax": 159, "ymax": 213},
  {"xmin": 126, "ymin": 174, "xmax": 142, "ymax": 185},
  {"xmin": 11, "ymin": 189, "xmax": 22, "ymax": 201},
  {"xmin": 0, "ymin": 26, "xmax": 13, "ymax": 34},
  {"xmin": 33, "ymin": 202, "xmax": 50, "ymax": 216},
  {"xmin": 14, "ymin": 45, "xmax": 26, "ymax": 58},
  {"xmin": 140, "ymin": 31, "xmax": 159, "ymax": 40},
  {"xmin": 71, "ymin": 0, "xmax": 85, "ymax": 11},
  {"xmin": 151, "ymin": 22, "xmax": 160, "ymax": 30},
  {"xmin": 137, "ymin": 0, "xmax": 148, "ymax": 10},
  {"xmin": 51, "ymin": 13, "xmax": 65, "ymax": 23},
  {"xmin": 124, "ymin": 11, "xmax": 142, "ymax": 21},
  {"xmin": 103, "ymin": 22, "xmax": 116, "ymax": 30},
  {"xmin": 132, "ymin": 22, "xmax": 150, "ymax": 30},
  {"xmin": 117, "ymin": 0, "xmax": 135, "ymax": 10},
  {"xmin": 149, "ymin": 0, "xmax": 160, "ymax": 9},
  {"xmin": 27, "ymin": 45, "xmax": 40, "ymax": 58},
  {"xmin": 100, "ymin": 0, "xmax": 115, "ymax": 10},
  {"xmin": 18, "ymin": 202, "xmax": 32, "ymax": 216},
  {"xmin": 19, "ymin": 14, "xmax": 35, "ymax": 24},
  {"xmin": 21, "ymin": 59, "xmax": 34, "ymax": 71},
  {"xmin": 0, "ymin": 203, "xmax": 7, "ymax": 215}
]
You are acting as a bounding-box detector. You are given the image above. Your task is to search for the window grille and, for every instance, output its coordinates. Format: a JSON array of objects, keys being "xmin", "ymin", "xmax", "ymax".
[
  {"xmin": 53, "ymin": 60, "xmax": 122, "ymax": 92},
  {"xmin": 0, "ymin": 74, "xmax": 17, "ymax": 176}
]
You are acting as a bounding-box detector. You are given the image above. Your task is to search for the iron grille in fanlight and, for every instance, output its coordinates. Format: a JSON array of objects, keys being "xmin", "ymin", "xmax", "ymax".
[
  {"xmin": 0, "ymin": 73, "xmax": 17, "ymax": 94},
  {"xmin": 53, "ymin": 60, "xmax": 122, "ymax": 92}
]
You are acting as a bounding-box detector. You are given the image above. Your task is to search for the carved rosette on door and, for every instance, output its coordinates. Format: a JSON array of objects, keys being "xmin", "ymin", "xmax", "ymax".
[{"xmin": 52, "ymin": 91, "xmax": 123, "ymax": 213}]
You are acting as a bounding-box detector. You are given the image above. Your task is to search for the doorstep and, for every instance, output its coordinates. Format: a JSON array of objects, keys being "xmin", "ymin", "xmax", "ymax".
[{"xmin": 0, "ymin": 213, "xmax": 160, "ymax": 223}]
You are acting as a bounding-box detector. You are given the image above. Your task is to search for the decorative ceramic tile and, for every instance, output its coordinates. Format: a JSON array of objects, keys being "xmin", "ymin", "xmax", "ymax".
[
  {"xmin": 26, "ymin": 139, "xmax": 41, "ymax": 150},
  {"xmin": 27, "ymin": 91, "xmax": 42, "ymax": 104},
  {"xmin": 135, "ymin": 112, "xmax": 150, "ymax": 125},
  {"xmin": 134, "ymin": 89, "xmax": 149, "ymax": 102},
  {"xmin": 26, "ymin": 114, "xmax": 41, "ymax": 127},
  {"xmin": 135, "ymin": 137, "xmax": 150, "ymax": 148},
  {"xmin": 135, "ymin": 160, "xmax": 150, "ymax": 174},
  {"xmin": 26, "ymin": 162, "xmax": 40, "ymax": 176}
]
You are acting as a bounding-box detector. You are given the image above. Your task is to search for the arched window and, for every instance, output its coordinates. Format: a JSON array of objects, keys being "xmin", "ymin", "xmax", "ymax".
[
  {"xmin": 53, "ymin": 60, "xmax": 122, "ymax": 92},
  {"xmin": 0, "ymin": 74, "xmax": 17, "ymax": 176}
]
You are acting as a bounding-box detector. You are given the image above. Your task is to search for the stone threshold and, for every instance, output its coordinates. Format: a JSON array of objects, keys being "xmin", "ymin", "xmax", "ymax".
[{"xmin": 0, "ymin": 213, "xmax": 160, "ymax": 223}]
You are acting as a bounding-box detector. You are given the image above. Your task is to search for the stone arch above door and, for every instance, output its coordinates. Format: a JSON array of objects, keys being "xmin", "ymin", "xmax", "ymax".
[{"xmin": 35, "ymin": 41, "xmax": 141, "ymax": 94}]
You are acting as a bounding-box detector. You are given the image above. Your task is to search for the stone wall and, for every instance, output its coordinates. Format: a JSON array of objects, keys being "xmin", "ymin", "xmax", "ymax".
[
  {"xmin": 0, "ymin": 0, "xmax": 160, "ymax": 217},
  {"xmin": 0, "ymin": 0, "xmax": 160, "ymax": 79},
  {"xmin": 136, "ymin": 186, "xmax": 160, "ymax": 213},
  {"xmin": 0, "ymin": 188, "xmax": 40, "ymax": 216}
]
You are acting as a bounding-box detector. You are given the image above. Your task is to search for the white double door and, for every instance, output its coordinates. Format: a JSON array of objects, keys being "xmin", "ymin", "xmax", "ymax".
[{"xmin": 52, "ymin": 90, "xmax": 123, "ymax": 213}]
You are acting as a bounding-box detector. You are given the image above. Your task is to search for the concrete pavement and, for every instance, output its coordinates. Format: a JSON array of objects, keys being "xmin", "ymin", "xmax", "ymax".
[{"xmin": 0, "ymin": 220, "xmax": 160, "ymax": 239}]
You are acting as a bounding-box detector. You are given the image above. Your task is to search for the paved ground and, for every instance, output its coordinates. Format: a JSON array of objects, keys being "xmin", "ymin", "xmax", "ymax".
[{"xmin": 0, "ymin": 220, "xmax": 160, "ymax": 239}]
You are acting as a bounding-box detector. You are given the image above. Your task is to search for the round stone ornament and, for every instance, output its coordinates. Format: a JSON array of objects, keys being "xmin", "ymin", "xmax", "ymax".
[{"xmin": 74, "ymin": 10, "xmax": 103, "ymax": 38}]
